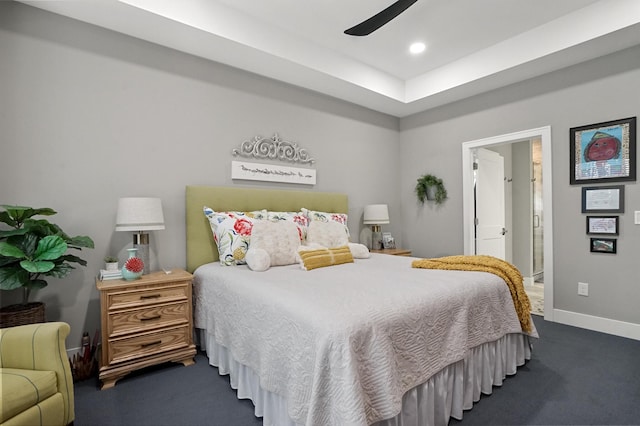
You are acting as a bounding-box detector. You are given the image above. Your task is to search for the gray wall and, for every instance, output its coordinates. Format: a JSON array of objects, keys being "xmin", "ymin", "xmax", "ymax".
[
  {"xmin": 399, "ymin": 45, "xmax": 640, "ymax": 326},
  {"xmin": 0, "ymin": 3, "xmax": 401, "ymax": 346}
]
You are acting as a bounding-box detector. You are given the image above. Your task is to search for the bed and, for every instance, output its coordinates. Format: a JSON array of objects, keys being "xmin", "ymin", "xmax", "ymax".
[{"xmin": 186, "ymin": 185, "xmax": 537, "ymax": 426}]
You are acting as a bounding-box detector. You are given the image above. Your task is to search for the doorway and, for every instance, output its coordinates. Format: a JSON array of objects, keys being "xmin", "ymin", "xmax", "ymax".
[
  {"xmin": 462, "ymin": 126, "xmax": 553, "ymax": 321},
  {"xmin": 474, "ymin": 148, "xmax": 506, "ymax": 259}
]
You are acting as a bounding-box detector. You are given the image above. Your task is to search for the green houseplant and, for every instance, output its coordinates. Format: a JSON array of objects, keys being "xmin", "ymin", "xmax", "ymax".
[
  {"xmin": 415, "ymin": 174, "xmax": 448, "ymax": 204},
  {"xmin": 0, "ymin": 205, "xmax": 94, "ymax": 325},
  {"xmin": 104, "ymin": 255, "xmax": 119, "ymax": 271}
]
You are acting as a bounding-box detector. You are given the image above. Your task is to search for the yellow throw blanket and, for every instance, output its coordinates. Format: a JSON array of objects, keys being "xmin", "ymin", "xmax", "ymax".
[{"xmin": 412, "ymin": 255, "xmax": 532, "ymax": 333}]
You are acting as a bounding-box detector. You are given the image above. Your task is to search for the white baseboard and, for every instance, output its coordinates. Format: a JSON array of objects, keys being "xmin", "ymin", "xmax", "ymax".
[
  {"xmin": 67, "ymin": 346, "xmax": 81, "ymax": 357},
  {"xmin": 552, "ymin": 309, "xmax": 640, "ymax": 341}
]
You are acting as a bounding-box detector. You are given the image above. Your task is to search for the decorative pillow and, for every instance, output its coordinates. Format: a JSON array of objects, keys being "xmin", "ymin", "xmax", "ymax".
[
  {"xmin": 302, "ymin": 208, "xmax": 350, "ymax": 239},
  {"xmin": 250, "ymin": 220, "xmax": 300, "ymax": 266},
  {"xmin": 203, "ymin": 207, "xmax": 267, "ymax": 266},
  {"xmin": 306, "ymin": 220, "xmax": 349, "ymax": 248},
  {"xmin": 245, "ymin": 248, "xmax": 271, "ymax": 272},
  {"xmin": 302, "ymin": 208, "xmax": 348, "ymax": 225},
  {"xmin": 295, "ymin": 242, "xmax": 327, "ymax": 263},
  {"xmin": 298, "ymin": 245, "xmax": 354, "ymax": 271},
  {"xmin": 348, "ymin": 242, "xmax": 370, "ymax": 259},
  {"xmin": 266, "ymin": 211, "xmax": 309, "ymax": 241}
]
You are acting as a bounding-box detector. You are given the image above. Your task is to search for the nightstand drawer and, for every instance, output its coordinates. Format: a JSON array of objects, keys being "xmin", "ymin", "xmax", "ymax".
[
  {"xmin": 106, "ymin": 285, "xmax": 189, "ymax": 310},
  {"xmin": 107, "ymin": 324, "xmax": 191, "ymax": 365},
  {"xmin": 108, "ymin": 302, "xmax": 189, "ymax": 337}
]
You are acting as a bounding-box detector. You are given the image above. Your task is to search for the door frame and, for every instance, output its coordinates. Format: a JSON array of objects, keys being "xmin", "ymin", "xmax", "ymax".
[{"xmin": 462, "ymin": 126, "xmax": 554, "ymax": 321}]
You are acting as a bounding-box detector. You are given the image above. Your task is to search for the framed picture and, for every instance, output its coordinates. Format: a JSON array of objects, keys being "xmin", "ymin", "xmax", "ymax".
[
  {"xmin": 382, "ymin": 232, "xmax": 395, "ymax": 249},
  {"xmin": 586, "ymin": 216, "xmax": 619, "ymax": 235},
  {"xmin": 581, "ymin": 185, "xmax": 624, "ymax": 213},
  {"xmin": 570, "ymin": 117, "xmax": 636, "ymax": 184},
  {"xmin": 590, "ymin": 238, "xmax": 617, "ymax": 254}
]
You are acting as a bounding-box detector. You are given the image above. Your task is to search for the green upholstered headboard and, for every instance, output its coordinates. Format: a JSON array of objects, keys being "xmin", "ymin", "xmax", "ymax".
[{"xmin": 186, "ymin": 185, "xmax": 348, "ymax": 272}]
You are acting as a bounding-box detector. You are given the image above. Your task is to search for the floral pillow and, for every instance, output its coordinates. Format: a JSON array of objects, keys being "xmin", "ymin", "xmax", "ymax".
[
  {"xmin": 203, "ymin": 207, "xmax": 266, "ymax": 266},
  {"xmin": 301, "ymin": 208, "xmax": 348, "ymax": 225},
  {"xmin": 266, "ymin": 211, "xmax": 309, "ymax": 241},
  {"xmin": 301, "ymin": 208, "xmax": 349, "ymax": 239}
]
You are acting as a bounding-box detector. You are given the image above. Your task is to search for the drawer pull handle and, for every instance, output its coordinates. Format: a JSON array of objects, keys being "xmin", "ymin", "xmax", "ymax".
[
  {"xmin": 140, "ymin": 340, "xmax": 162, "ymax": 348},
  {"xmin": 140, "ymin": 315, "xmax": 161, "ymax": 322},
  {"xmin": 140, "ymin": 294, "xmax": 161, "ymax": 299}
]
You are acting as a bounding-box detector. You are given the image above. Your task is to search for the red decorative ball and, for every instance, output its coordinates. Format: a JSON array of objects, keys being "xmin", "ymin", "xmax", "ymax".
[{"xmin": 124, "ymin": 256, "xmax": 144, "ymax": 273}]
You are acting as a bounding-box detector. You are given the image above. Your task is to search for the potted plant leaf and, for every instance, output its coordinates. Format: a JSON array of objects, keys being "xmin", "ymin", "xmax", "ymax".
[
  {"xmin": 0, "ymin": 205, "xmax": 94, "ymax": 327},
  {"xmin": 415, "ymin": 174, "xmax": 448, "ymax": 204}
]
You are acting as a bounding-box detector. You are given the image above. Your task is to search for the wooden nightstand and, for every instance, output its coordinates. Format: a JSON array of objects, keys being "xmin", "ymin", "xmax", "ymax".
[
  {"xmin": 370, "ymin": 248, "xmax": 412, "ymax": 256},
  {"xmin": 96, "ymin": 269, "xmax": 196, "ymax": 389}
]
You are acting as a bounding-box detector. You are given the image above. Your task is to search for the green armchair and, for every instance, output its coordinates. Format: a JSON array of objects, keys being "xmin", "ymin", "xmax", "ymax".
[{"xmin": 0, "ymin": 322, "xmax": 74, "ymax": 426}]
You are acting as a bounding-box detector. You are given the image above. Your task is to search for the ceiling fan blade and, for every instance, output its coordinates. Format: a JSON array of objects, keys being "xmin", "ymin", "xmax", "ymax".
[{"xmin": 344, "ymin": 0, "xmax": 418, "ymax": 36}]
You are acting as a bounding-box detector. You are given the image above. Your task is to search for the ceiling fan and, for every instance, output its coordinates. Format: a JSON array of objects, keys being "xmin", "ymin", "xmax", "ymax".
[{"xmin": 344, "ymin": 0, "xmax": 418, "ymax": 36}]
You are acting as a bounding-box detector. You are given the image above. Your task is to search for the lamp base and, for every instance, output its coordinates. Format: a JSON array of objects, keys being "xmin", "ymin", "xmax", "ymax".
[
  {"xmin": 359, "ymin": 227, "xmax": 373, "ymax": 249},
  {"xmin": 133, "ymin": 233, "xmax": 150, "ymax": 275},
  {"xmin": 371, "ymin": 225, "xmax": 383, "ymax": 250}
]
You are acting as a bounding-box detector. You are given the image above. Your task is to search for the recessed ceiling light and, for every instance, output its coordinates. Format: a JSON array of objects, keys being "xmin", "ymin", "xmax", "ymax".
[{"xmin": 409, "ymin": 42, "xmax": 426, "ymax": 55}]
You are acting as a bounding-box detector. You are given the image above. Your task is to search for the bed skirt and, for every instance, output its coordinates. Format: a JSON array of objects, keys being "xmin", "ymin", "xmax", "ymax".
[{"xmin": 198, "ymin": 329, "xmax": 532, "ymax": 426}]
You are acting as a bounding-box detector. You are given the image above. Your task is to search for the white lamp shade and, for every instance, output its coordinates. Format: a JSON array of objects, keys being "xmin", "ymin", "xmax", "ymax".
[
  {"xmin": 115, "ymin": 197, "xmax": 165, "ymax": 231},
  {"xmin": 363, "ymin": 204, "xmax": 390, "ymax": 225}
]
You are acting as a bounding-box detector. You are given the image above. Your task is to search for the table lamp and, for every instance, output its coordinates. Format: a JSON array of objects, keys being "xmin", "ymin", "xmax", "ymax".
[
  {"xmin": 115, "ymin": 197, "xmax": 165, "ymax": 275},
  {"xmin": 363, "ymin": 204, "xmax": 389, "ymax": 250}
]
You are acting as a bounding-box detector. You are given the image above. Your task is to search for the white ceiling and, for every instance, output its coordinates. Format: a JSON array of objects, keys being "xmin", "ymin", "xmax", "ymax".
[{"xmin": 21, "ymin": 0, "xmax": 640, "ymax": 117}]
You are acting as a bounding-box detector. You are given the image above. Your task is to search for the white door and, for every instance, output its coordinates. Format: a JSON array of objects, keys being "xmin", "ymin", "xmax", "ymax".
[{"xmin": 475, "ymin": 148, "xmax": 506, "ymax": 259}]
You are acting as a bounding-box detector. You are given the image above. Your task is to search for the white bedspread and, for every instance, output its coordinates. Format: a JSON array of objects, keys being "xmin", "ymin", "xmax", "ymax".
[{"xmin": 193, "ymin": 254, "xmax": 528, "ymax": 426}]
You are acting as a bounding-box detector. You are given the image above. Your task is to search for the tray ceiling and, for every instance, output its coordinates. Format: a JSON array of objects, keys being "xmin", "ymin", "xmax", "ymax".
[{"xmin": 20, "ymin": 0, "xmax": 640, "ymax": 117}]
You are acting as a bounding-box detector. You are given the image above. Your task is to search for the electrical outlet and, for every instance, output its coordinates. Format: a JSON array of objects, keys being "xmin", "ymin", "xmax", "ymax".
[
  {"xmin": 578, "ymin": 282, "xmax": 589, "ymax": 296},
  {"xmin": 635, "ymin": 211, "xmax": 640, "ymax": 225}
]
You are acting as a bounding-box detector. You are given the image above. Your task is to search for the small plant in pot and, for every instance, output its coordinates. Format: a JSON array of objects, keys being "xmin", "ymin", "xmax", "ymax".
[
  {"xmin": 415, "ymin": 174, "xmax": 448, "ymax": 205},
  {"xmin": 104, "ymin": 255, "xmax": 119, "ymax": 271},
  {"xmin": 0, "ymin": 205, "xmax": 94, "ymax": 327}
]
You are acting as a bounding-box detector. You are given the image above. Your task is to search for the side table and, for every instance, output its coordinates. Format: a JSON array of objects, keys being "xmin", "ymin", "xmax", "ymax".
[
  {"xmin": 370, "ymin": 248, "xmax": 412, "ymax": 256},
  {"xmin": 96, "ymin": 269, "xmax": 196, "ymax": 389}
]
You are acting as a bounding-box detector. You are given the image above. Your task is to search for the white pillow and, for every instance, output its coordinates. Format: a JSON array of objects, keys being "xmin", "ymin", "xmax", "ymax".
[
  {"xmin": 306, "ymin": 220, "xmax": 349, "ymax": 248},
  {"xmin": 348, "ymin": 242, "xmax": 370, "ymax": 259},
  {"xmin": 250, "ymin": 220, "xmax": 300, "ymax": 266},
  {"xmin": 245, "ymin": 248, "xmax": 271, "ymax": 272},
  {"xmin": 302, "ymin": 208, "xmax": 350, "ymax": 239},
  {"xmin": 266, "ymin": 211, "xmax": 308, "ymax": 241}
]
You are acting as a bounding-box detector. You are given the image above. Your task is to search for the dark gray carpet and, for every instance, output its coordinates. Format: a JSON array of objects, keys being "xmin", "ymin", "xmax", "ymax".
[{"xmin": 74, "ymin": 316, "xmax": 640, "ymax": 425}]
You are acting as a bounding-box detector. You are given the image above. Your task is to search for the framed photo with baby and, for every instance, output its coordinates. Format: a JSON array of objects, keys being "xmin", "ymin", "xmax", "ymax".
[
  {"xmin": 569, "ymin": 117, "xmax": 636, "ymax": 185},
  {"xmin": 382, "ymin": 232, "xmax": 396, "ymax": 249}
]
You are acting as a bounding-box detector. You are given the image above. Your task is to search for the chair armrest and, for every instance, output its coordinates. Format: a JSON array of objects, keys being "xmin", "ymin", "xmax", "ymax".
[{"xmin": 0, "ymin": 322, "xmax": 75, "ymax": 424}]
